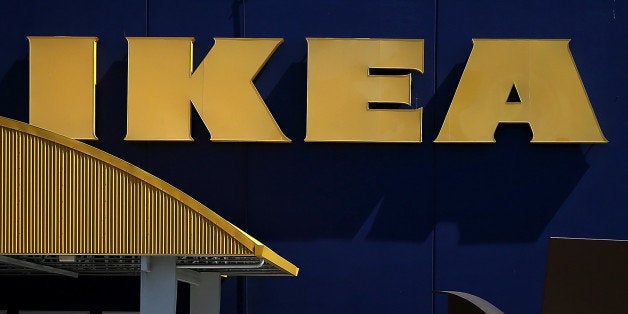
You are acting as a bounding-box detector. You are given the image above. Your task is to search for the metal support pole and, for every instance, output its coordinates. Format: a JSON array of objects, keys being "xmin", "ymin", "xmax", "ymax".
[
  {"xmin": 140, "ymin": 256, "xmax": 178, "ymax": 314},
  {"xmin": 190, "ymin": 272, "xmax": 221, "ymax": 314}
]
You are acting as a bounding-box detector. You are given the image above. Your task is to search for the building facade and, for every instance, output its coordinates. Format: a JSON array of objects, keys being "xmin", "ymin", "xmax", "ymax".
[{"xmin": 0, "ymin": 1, "xmax": 627, "ymax": 313}]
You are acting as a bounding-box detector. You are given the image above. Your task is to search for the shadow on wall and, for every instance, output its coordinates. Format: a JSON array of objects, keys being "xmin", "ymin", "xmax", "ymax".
[
  {"xmin": 433, "ymin": 64, "xmax": 589, "ymax": 244},
  {"xmin": 0, "ymin": 57, "xmax": 591, "ymax": 245},
  {"xmin": 249, "ymin": 59, "xmax": 590, "ymax": 245},
  {"xmin": 247, "ymin": 56, "xmax": 434, "ymax": 243},
  {"xmin": 0, "ymin": 59, "xmax": 28, "ymax": 122}
]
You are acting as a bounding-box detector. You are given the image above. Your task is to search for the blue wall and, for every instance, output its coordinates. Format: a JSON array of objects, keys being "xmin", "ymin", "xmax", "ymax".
[{"xmin": 0, "ymin": 1, "xmax": 625, "ymax": 313}]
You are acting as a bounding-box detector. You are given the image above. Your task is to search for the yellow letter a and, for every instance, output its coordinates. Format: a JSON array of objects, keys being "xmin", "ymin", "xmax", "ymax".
[{"xmin": 435, "ymin": 39, "xmax": 607, "ymax": 143}]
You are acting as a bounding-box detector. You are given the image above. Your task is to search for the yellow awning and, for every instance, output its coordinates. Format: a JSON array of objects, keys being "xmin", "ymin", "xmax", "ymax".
[{"xmin": 0, "ymin": 116, "xmax": 298, "ymax": 276}]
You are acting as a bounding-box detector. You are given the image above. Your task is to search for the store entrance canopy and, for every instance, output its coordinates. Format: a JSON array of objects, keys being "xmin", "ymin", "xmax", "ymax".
[{"xmin": 0, "ymin": 116, "xmax": 298, "ymax": 277}]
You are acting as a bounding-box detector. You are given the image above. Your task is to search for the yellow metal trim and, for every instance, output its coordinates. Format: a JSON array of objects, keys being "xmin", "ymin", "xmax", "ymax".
[
  {"xmin": 255, "ymin": 245, "xmax": 299, "ymax": 276},
  {"xmin": 0, "ymin": 116, "xmax": 298, "ymax": 275}
]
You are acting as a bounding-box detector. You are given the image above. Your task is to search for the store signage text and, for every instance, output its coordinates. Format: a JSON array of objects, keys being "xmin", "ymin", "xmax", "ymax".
[{"xmin": 27, "ymin": 37, "xmax": 606, "ymax": 143}]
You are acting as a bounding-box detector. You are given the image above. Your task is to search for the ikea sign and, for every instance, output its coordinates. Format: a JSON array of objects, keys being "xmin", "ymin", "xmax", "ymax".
[{"xmin": 27, "ymin": 37, "xmax": 606, "ymax": 144}]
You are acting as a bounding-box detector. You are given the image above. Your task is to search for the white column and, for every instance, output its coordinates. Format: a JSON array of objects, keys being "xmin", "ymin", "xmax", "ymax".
[
  {"xmin": 190, "ymin": 272, "xmax": 221, "ymax": 314},
  {"xmin": 140, "ymin": 256, "xmax": 177, "ymax": 314}
]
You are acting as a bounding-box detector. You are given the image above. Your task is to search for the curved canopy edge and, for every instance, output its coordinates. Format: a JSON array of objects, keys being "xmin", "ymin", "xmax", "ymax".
[{"xmin": 0, "ymin": 116, "xmax": 298, "ymax": 276}]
